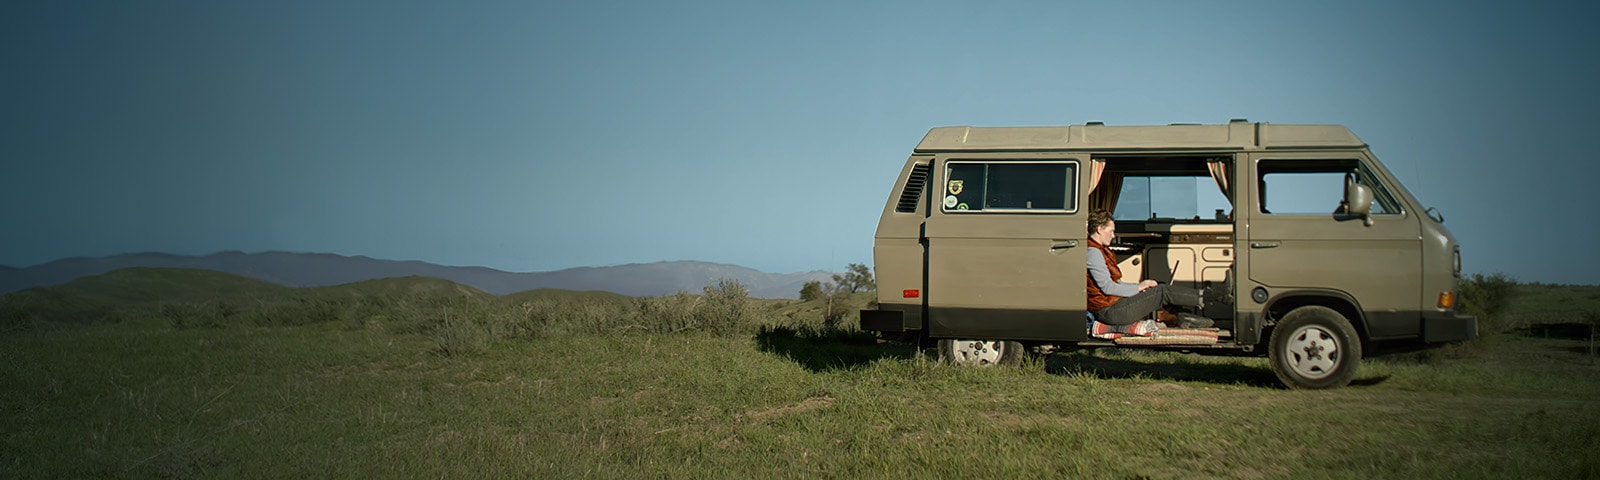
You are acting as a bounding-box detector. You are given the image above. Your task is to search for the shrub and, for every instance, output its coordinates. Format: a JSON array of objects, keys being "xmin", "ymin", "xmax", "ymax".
[
  {"xmin": 505, "ymin": 298, "xmax": 640, "ymax": 337},
  {"xmin": 566, "ymin": 301, "xmax": 630, "ymax": 335},
  {"xmin": 161, "ymin": 303, "xmax": 204, "ymax": 329},
  {"xmin": 635, "ymin": 292, "xmax": 697, "ymax": 334},
  {"xmin": 344, "ymin": 296, "xmax": 395, "ymax": 327},
  {"xmin": 696, "ymin": 279, "xmax": 751, "ymax": 336},
  {"xmin": 799, "ymin": 281, "xmax": 824, "ymax": 302},
  {"xmin": 244, "ymin": 298, "xmax": 344, "ymax": 327},
  {"xmin": 164, "ymin": 302, "xmax": 239, "ymax": 329},
  {"xmin": 499, "ymin": 300, "xmax": 556, "ymax": 337},
  {"xmin": 519, "ymin": 281, "xmax": 762, "ymax": 337},
  {"xmin": 822, "ymin": 288, "xmax": 857, "ymax": 329},
  {"xmin": 1461, "ymin": 272, "xmax": 1519, "ymax": 334},
  {"xmin": 432, "ymin": 308, "xmax": 489, "ymax": 357}
]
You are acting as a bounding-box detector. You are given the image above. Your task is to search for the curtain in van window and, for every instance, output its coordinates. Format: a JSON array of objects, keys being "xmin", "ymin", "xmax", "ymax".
[
  {"xmin": 1088, "ymin": 159, "xmax": 1122, "ymax": 214},
  {"xmin": 1207, "ymin": 159, "xmax": 1233, "ymax": 205},
  {"xmin": 1090, "ymin": 160, "xmax": 1106, "ymax": 194}
]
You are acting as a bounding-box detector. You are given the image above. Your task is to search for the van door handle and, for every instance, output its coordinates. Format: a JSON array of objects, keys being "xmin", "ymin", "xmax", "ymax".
[
  {"xmin": 1050, "ymin": 240, "xmax": 1079, "ymax": 251},
  {"xmin": 1250, "ymin": 241, "xmax": 1281, "ymax": 249}
]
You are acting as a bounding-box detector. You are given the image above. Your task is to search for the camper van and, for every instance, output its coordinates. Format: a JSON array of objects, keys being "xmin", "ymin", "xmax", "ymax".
[{"xmin": 859, "ymin": 120, "xmax": 1477, "ymax": 389}]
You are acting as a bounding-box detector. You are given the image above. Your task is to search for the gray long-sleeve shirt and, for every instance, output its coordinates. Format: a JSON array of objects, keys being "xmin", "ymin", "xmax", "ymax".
[{"xmin": 1088, "ymin": 249, "xmax": 1141, "ymax": 298}]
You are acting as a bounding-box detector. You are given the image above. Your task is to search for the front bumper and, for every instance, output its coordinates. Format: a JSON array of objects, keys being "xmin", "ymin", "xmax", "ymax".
[{"xmin": 1422, "ymin": 312, "xmax": 1478, "ymax": 343}]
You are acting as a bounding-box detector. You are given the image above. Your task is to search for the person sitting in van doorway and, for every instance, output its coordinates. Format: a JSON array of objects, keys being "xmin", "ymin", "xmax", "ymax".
[{"xmin": 1086, "ymin": 209, "xmax": 1213, "ymax": 328}]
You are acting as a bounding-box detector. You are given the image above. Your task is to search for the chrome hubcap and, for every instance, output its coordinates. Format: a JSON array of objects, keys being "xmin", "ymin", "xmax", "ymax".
[
  {"xmin": 1285, "ymin": 325, "xmax": 1341, "ymax": 380},
  {"xmin": 951, "ymin": 340, "xmax": 1004, "ymax": 366}
]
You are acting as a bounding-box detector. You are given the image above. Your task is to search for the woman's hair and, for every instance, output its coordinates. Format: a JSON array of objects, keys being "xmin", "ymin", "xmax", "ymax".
[{"xmin": 1088, "ymin": 209, "xmax": 1113, "ymax": 236}]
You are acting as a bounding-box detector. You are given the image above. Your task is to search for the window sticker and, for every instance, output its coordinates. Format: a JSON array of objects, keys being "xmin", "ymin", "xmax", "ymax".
[
  {"xmin": 947, "ymin": 179, "xmax": 964, "ymax": 195},
  {"xmin": 944, "ymin": 195, "xmax": 959, "ymax": 208}
]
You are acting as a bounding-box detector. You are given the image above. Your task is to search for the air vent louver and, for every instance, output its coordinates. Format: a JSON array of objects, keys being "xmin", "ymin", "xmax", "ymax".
[{"xmin": 895, "ymin": 164, "xmax": 930, "ymax": 213}]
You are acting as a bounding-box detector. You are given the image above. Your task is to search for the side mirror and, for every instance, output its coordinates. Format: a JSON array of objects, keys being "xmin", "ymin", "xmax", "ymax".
[{"xmin": 1345, "ymin": 182, "xmax": 1375, "ymax": 226}]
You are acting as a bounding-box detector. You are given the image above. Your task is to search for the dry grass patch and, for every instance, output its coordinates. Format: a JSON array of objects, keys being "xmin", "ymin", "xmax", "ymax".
[{"xmin": 739, "ymin": 395, "xmax": 836, "ymax": 422}]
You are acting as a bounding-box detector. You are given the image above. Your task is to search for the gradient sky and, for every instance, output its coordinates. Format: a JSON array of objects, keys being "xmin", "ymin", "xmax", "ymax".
[{"xmin": 3, "ymin": 1, "xmax": 1597, "ymax": 284}]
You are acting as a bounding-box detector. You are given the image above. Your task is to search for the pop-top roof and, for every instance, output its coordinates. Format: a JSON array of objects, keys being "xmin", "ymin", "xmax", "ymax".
[{"xmin": 915, "ymin": 120, "xmax": 1365, "ymax": 152}]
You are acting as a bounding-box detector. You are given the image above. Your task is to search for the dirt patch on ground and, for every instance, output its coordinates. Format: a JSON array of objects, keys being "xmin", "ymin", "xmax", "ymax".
[
  {"xmin": 1136, "ymin": 382, "xmax": 1192, "ymax": 393},
  {"xmin": 739, "ymin": 396, "xmax": 835, "ymax": 422}
]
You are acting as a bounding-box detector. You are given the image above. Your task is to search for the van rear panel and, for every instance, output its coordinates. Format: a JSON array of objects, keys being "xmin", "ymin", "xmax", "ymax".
[{"xmin": 867, "ymin": 156, "xmax": 932, "ymax": 333}]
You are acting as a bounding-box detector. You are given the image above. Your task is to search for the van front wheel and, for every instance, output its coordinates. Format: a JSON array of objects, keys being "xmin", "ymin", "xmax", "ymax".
[
  {"xmin": 938, "ymin": 339, "xmax": 1023, "ymax": 366},
  {"xmin": 1268, "ymin": 306, "xmax": 1362, "ymax": 389}
]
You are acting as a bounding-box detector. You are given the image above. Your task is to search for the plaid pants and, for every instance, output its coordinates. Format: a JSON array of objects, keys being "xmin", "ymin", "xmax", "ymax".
[{"xmin": 1093, "ymin": 284, "xmax": 1201, "ymax": 326}]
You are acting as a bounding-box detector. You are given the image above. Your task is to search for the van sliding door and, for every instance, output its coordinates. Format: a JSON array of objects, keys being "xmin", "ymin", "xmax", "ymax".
[{"xmin": 924, "ymin": 156, "xmax": 1088, "ymax": 342}]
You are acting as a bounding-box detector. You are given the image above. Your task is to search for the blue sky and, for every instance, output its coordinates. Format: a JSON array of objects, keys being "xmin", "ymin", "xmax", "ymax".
[{"xmin": 3, "ymin": 1, "xmax": 1597, "ymax": 284}]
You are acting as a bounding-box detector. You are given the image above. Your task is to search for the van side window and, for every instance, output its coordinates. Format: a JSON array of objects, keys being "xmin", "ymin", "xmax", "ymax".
[
  {"xmin": 1257, "ymin": 159, "xmax": 1401, "ymax": 215},
  {"xmin": 943, "ymin": 161, "xmax": 1077, "ymax": 212},
  {"xmin": 1113, "ymin": 176, "xmax": 1234, "ymax": 222}
]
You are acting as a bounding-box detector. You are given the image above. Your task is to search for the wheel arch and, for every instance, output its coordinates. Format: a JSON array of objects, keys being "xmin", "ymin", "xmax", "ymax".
[{"xmin": 1261, "ymin": 290, "xmax": 1369, "ymax": 344}]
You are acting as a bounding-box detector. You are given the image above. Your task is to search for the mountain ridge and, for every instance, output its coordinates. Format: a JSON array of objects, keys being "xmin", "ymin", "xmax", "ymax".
[{"xmin": 0, "ymin": 251, "xmax": 836, "ymax": 299}]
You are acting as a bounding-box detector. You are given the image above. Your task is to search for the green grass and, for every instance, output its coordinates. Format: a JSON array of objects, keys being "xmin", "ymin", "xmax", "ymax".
[
  {"xmin": 4, "ymin": 269, "xmax": 1600, "ymax": 478},
  {"xmin": 308, "ymin": 275, "xmax": 495, "ymax": 301},
  {"xmin": 499, "ymin": 288, "xmax": 633, "ymax": 306},
  {"xmin": 6, "ymin": 322, "xmax": 1599, "ymax": 478},
  {"xmin": 1503, "ymin": 283, "xmax": 1600, "ymax": 330}
]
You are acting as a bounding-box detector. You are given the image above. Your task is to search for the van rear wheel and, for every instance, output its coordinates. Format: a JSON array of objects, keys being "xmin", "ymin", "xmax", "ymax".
[
  {"xmin": 938, "ymin": 339, "xmax": 1023, "ymax": 366},
  {"xmin": 1268, "ymin": 306, "xmax": 1362, "ymax": 389}
]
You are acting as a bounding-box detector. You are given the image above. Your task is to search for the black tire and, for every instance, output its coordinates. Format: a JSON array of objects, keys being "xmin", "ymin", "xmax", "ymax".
[
  {"xmin": 1268, "ymin": 306, "xmax": 1362, "ymax": 389},
  {"xmin": 937, "ymin": 338, "xmax": 1024, "ymax": 366}
]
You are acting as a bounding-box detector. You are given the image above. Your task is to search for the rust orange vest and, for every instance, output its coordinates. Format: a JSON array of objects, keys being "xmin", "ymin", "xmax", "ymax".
[{"xmin": 1086, "ymin": 238, "xmax": 1123, "ymax": 312}]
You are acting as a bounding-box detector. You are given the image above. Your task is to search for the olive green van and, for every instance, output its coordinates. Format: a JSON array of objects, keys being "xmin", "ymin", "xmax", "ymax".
[{"xmin": 859, "ymin": 119, "xmax": 1477, "ymax": 389}]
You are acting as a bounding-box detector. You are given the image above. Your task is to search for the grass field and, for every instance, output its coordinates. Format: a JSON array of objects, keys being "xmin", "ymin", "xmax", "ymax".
[{"xmin": 3, "ymin": 269, "xmax": 1599, "ymax": 478}]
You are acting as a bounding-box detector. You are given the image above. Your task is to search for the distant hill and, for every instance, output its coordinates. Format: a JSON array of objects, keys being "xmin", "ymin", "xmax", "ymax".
[
  {"xmin": 16, "ymin": 267, "xmax": 293, "ymax": 304},
  {"xmin": 0, "ymin": 268, "xmax": 298, "ymax": 324},
  {"xmin": 0, "ymin": 268, "xmax": 510, "ymax": 325},
  {"xmin": 0, "ymin": 251, "xmax": 836, "ymax": 298}
]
